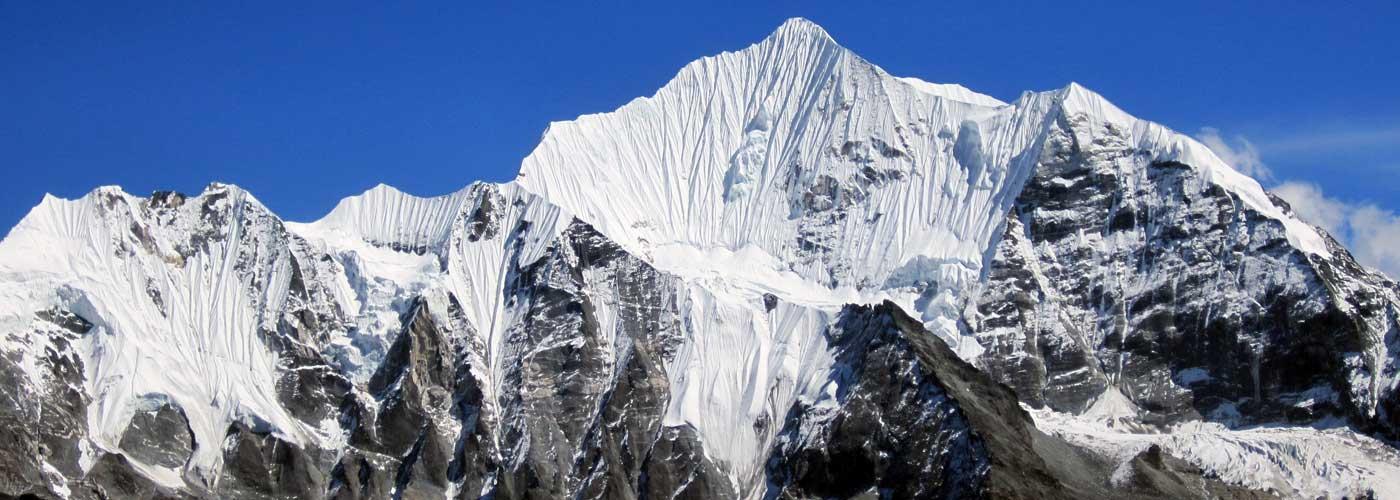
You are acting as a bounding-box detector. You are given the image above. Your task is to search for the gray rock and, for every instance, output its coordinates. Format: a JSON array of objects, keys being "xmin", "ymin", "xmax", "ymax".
[
  {"xmin": 216, "ymin": 423, "xmax": 327, "ymax": 500},
  {"xmin": 118, "ymin": 399, "xmax": 194, "ymax": 469},
  {"xmin": 968, "ymin": 107, "xmax": 1400, "ymax": 437}
]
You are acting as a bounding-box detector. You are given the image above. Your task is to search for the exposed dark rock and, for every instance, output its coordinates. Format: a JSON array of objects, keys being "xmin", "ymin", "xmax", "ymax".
[
  {"xmin": 639, "ymin": 425, "xmax": 735, "ymax": 500},
  {"xmin": 149, "ymin": 190, "xmax": 188, "ymax": 209},
  {"xmin": 217, "ymin": 423, "xmax": 326, "ymax": 499},
  {"xmin": 465, "ymin": 190, "xmax": 501, "ymax": 243},
  {"xmin": 118, "ymin": 399, "xmax": 193, "ymax": 469},
  {"xmin": 77, "ymin": 453, "xmax": 188, "ymax": 500},
  {"xmin": 1114, "ymin": 445, "xmax": 1278, "ymax": 500},
  {"xmin": 0, "ymin": 310, "xmax": 94, "ymax": 498},
  {"xmin": 767, "ymin": 302, "xmax": 1069, "ymax": 499},
  {"xmin": 767, "ymin": 302, "xmax": 1280, "ymax": 500},
  {"xmin": 968, "ymin": 107, "xmax": 1398, "ymax": 438}
]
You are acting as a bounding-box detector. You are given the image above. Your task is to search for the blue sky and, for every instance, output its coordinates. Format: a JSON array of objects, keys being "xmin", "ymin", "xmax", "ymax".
[{"xmin": 3, "ymin": 2, "xmax": 1398, "ymax": 271}]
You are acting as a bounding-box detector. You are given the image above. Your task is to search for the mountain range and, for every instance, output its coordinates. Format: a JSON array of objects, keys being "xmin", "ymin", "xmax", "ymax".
[{"xmin": 1, "ymin": 18, "xmax": 1397, "ymax": 499}]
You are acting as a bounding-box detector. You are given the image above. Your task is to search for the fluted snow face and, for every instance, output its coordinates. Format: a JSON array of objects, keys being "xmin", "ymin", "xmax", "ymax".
[
  {"xmin": 435, "ymin": 183, "xmax": 572, "ymax": 386},
  {"xmin": 291, "ymin": 183, "xmax": 474, "ymax": 255},
  {"xmin": 516, "ymin": 19, "xmax": 1054, "ymax": 356},
  {"xmin": 516, "ymin": 19, "xmax": 1331, "ymax": 360},
  {"xmin": 289, "ymin": 181, "xmax": 572, "ymax": 388},
  {"xmin": 0, "ymin": 185, "xmax": 305, "ymax": 481},
  {"xmin": 284, "ymin": 184, "xmax": 476, "ymax": 377},
  {"xmin": 0, "ymin": 181, "xmax": 577, "ymax": 486}
]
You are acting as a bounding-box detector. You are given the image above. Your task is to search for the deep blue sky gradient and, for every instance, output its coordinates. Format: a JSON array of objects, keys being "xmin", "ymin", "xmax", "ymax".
[{"xmin": 3, "ymin": 1, "xmax": 1397, "ymax": 232}]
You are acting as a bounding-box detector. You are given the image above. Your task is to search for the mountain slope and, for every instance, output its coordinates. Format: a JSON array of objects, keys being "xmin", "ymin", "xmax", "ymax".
[{"xmin": 515, "ymin": 19, "xmax": 1332, "ymax": 362}]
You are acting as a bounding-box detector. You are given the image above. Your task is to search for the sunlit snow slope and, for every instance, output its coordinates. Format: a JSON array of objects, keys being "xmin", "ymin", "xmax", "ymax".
[
  {"xmin": 0, "ymin": 185, "xmax": 306, "ymax": 481},
  {"xmin": 515, "ymin": 18, "xmax": 1330, "ymax": 360}
]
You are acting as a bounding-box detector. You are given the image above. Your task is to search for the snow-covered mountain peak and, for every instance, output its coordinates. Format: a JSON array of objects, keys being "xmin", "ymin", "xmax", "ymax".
[
  {"xmin": 1047, "ymin": 80, "xmax": 1332, "ymax": 257},
  {"xmin": 769, "ymin": 16, "xmax": 836, "ymax": 45},
  {"xmin": 894, "ymin": 76, "xmax": 1007, "ymax": 106},
  {"xmin": 761, "ymin": 18, "xmax": 1002, "ymax": 106},
  {"xmin": 287, "ymin": 182, "xmax": 476, "ymax": 256},
  {"xmin": 0, "ymin": 179, "xmax": 310, "ymax": 483},
  {"xmin": 4, "ymin": 182, "xmax": 263, "ymax": 248},
  {"xmin": 514, "ymin": 18, "xmax": 1350, "ymax": 365},
  {"xmin": 513, "ymin": 19, "xmax": 1061, "ymax": 357}
]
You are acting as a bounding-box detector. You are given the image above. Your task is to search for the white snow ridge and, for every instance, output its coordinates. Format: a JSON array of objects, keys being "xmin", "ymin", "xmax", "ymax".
[{"xmin": 0, "ymin": 16, "xmax": 1395, "ymax": 500}]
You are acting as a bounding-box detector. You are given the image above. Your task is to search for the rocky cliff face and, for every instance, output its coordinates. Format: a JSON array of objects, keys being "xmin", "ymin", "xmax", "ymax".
[
  {"xmin": 968, "ymin": 101, "xmax": 1400, "ymax": 437},
  {"xmin": 1, "ymin": 17, "xmax": 1397, "ymax": 500}
]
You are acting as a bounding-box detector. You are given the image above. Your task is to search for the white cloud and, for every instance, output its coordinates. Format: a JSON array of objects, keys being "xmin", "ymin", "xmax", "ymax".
[
  {"xmin": 1345, "ymin": 204, "xmax": 1400, "ymax": 280},
  {"xmin": 1197, "ymin": 127, "xmax": 1273, "ymax": 181},
  {"xmin": 1259, "ymin": 126, "xmax": 1400, "ymax": 155},
  {"xmin": 1271, "ymin": 182, "xmax": 1349, "ymax": 238},
  {"xmin": 1274, "ymin": 181, "xmax": 1400, "ymax": 279},
  {"xmin": 1196, "ymin": 126, "xmax": 1400, "ymax": 279}
]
